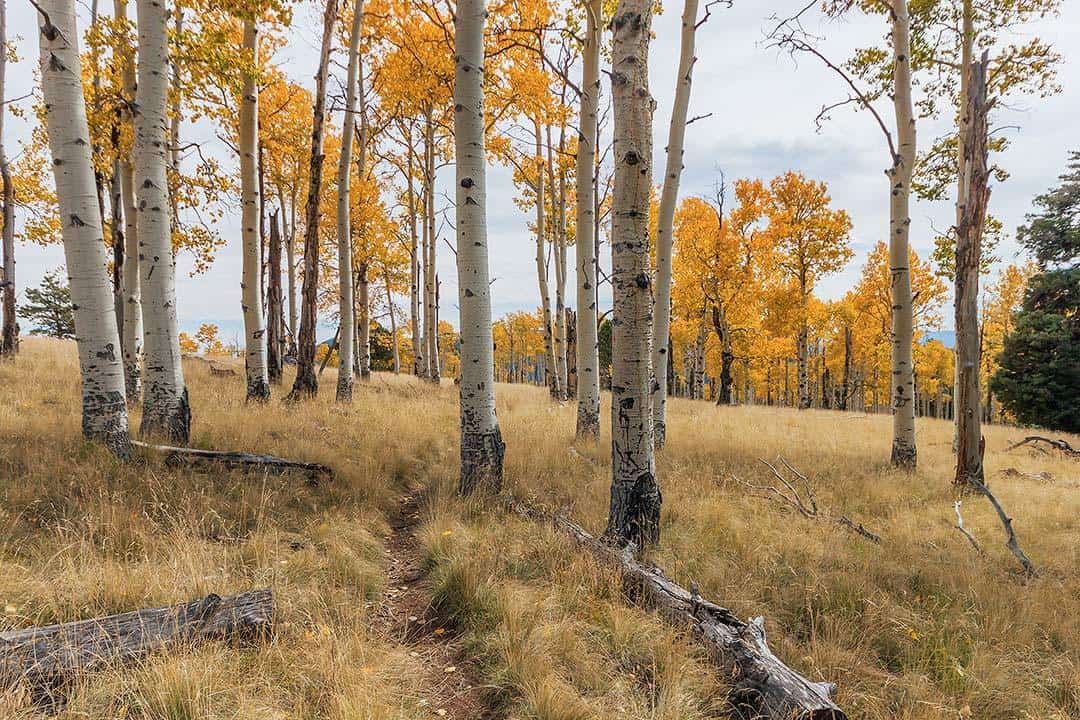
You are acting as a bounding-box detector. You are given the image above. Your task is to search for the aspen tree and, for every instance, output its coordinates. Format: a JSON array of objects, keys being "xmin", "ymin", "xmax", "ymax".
[
  {"xmin": 533, "ymin": 119, "xmax": 560, "ymax": 400},
  {"xmin": 267, "ymin": 210, "xmax": 283, "ymax": 381},
  {"xmin": 548, "ymin": 124, "xmax": 568, "ymax": 397},
  {"xmin": 289, "ymin": 0, "xmax": 338, "ymax": 399},
  {"xmin": 405, "ymin": 126, "xmax": 425, "ymax": 376},
  {"xmin": 888, "ymin": 0, "xmax": 918, "ymax": 467},
  {"xmin": 335, "ymin": 0, "xmax": 363, "ymax": 402},
  {"xmin": 574, "ymin": 0, "xmax": 601, "ymax": 439},
  {"xmin": 423, "ymin": 112, "xmax": 440, "ymax": 383},
  {"xmin": 36, "ymin": 0, "xmax": 131, "ymax": 455},
  {"xmin": 455, "ymin": 0, "xmax": 504, "ymax": 493},
  {"xmin": 239, "ymin": 17, "xmax": 270, "ymax": 401},
  {"xmin": 116, "ymin": 0, "xmax": 142, "ymax": 400},
  {"xmin": 605, "ymin": 0, "xmax": 659, "ymax": 549},
  {"xmin": 0, "ymin": 0, "xmax": 15, "ymax": 357},
  {"xmin": 651, "ymin": 0, "xmax": 699, "ymax": 446},
  {"xmin": 136, "ymin": 0, "xmax": 190, "ymax": 443}
]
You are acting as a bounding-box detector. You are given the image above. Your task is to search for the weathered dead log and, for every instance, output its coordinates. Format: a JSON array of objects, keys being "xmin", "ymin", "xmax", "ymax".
[
  {"xmin": 209, "ymin": 364, "xmax": 238, "ymax": 377},
  {"xmin": 0, "ymin": 589, "xmax": 272, "ymax": 695},
  {"xmin": 133, "ymin": 440, "xmax": 332, "ymax": 484},
  {"xmin": 1006, "ymin": 435, "xmax": 1079, "ymax": 458},
  {"xmin": 512, "ymin": 501, "xmax": 847, "ymax": 720}
]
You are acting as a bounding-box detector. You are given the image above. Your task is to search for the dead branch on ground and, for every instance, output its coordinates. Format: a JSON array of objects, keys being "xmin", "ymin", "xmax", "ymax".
[
  {"xmin": 1006, "ymin": 435, "xmax": 1079, "ymax": 458},
  {"xmin": 953, "ymin": 500, "xmax": 983, "ymax": 555},
  {"xmin": 736, "ymin": 456, "xmax": 882, "ymax": 543}
]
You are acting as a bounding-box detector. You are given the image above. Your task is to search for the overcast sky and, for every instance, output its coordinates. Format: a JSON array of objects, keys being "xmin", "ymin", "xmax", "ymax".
[{"xmin": 8, "ymin": 0, "xmax": 1079, "ymax": 340}]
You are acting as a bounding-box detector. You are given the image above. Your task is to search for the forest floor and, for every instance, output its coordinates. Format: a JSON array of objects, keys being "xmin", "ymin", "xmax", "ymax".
[{"xmin": 2, "ymin": 338, "xmax": 1080, "ymax": 720}]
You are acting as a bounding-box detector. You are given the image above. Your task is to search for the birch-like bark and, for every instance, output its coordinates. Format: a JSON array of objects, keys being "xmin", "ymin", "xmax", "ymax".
[
  {"xmin": 110, "ymin": 158, "xmax": 123, "ymax": 336},
  {"xmin": 384, "ymin": 269, "xmax": 400, "ymax": 373},
  {"xmin": 168, "ymin": 7, "xmax": 181, "ymax": 224},
  {"xmin": 455, "ymin": 0, "xmax": 504, "ymax": 493},
  {"xmin": 115, "ymin": 0, "xmax": 141, "ymax": 400},
  {"xmin": 533, "ymin": 119, "xmax": 559, "ymax": 400},
  {"xmin": 651, "ymin": 0, "xmax": 698, "ymax": 445},
  {"xmin": 954, "ymin": 54, "xmax": 990, "ymax": 488},
  {"xmin": 239, "ymin": 18, "xmax": 269, "ymax": 401},
  {"xmin": 888, "ymin": 0, "xmax": 918, "ymax": 467},
  {"xmin": 289, "ymin": 0, "xmax": 338, "ymax": 399},
  {"xmin": 335, "ymin": 0, "xmax": 363, "ymax": 402},
  {"xmin": 136, "ymin": 0, "xmax": 189, "ymax": 443},
  {"xmin": 549, "ymin": 124, "xmax": 568, "ymax": 398},
  {"xmin": 405, "ymin": 127, "xmax": 424, "ymax": 377},
  {"xmin": 0, "ymin": 0, "xmax": 16, "ymax": 357},
  {"xmin": 37, "ymin": 0, "xmax": 131, "ymax": 455},
  {"xmin": 282, "ymin": 185, "xmax": 297, "ymax": 353},
  {"xmin": 267, "ymin": 209, "xmax": 283, "ymax": 382},
  {"xmin": 796, "ymin": 321, "xmax": 810, "ymax": 409},
  {"xmin": 422, "ymin": 111, "xmax": 440, "ymax": 383},
  {"xmin": 605, "ymin": 0, "xmax": 658, "ymax": 550},
  {"xmin": 357, "ymin": 264, "xmax": 371, "ymax": 379},
  {"xmin": 574, "ymin": 0, "xmax": 601, "ymax": 439}
]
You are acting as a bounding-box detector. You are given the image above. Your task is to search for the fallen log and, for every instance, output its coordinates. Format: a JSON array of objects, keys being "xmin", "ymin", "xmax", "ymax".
[
  {"xmin": 134, "ymin": 441, "xmax": 333, "ymax": 484},
  {"xmin": 512, "ymin": 501, "xmax": 847, "ymax": 720},
  {"xmin": 1006, "ymin": 435, "xmax": 1079, "ymax": 458},
  {"xmin": 0, "ymin": 589, "xmax": 273, "ymax": 695}
]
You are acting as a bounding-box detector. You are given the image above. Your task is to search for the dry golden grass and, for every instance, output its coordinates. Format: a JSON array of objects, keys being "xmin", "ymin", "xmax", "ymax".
[{"xmin": 2, "ymin": 337, "xmax": 1079, "ymax": 719}]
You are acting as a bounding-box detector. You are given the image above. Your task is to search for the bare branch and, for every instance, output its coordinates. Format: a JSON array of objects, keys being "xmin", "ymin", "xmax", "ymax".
[{"xmin": 953, "ymin": 500, "xmax": 983, "ymax": 554}]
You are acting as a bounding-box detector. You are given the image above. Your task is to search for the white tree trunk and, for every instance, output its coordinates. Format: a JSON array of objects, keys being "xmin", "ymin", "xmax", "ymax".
[
  {"xmin": 384, "ymin": 269, "xmax": 400, "ymax": 373},
  {"xmin": 651, "ymin": 0, "xmax": 699, "ymax": 447},
  {"xmin": 239, "ymin": 18, "xmax": 269, "ymax": 401},
  {"xmin": 888, "ymin": 0, "xmax": 917, "ymax": 467},
  {"xmin": 549, "ymin": 126, "xmax": 568, "ymax": 398},
  {"xmin": 357, "ymin": 264, "xmax": 371, "ymax": 379},
  {"xmin": 423, "ymin": 113, "xmax": 440, "ymax": 383},
  {"xmin": 405, "ymin": 131, "xmax": 424, "ymax": 377},
  {"xmin": 0, "ymin": 0, "xmax": 16, "ymax": 357},
  {"xmin": 113, "ymin": 0, "xmax": 142, "ymax": 400},
  {"xmin": 533, "ymin": 119, "xmax": 560, "ymax": 400},
  {"xmin": 574, "ymin": 0, "xmax": 601, "ymax": 440},
  {"xmin": 284, "ymin": 186, "xmax": 297, "ymax": 352},
  {"xmin": 455, "ymin": 0, "xmax": 504, "ymax": 493},
  {"xmin": 335, "ymin": 1, "xmax": 363, "ymax": 401},
  {"xmin": 605, "ymin": 0, "xmax": 658, "ymax": 549},
  {"xmin": 37, "ymin": 0, "xmax": 131, "ymax": 455},
  {"xmin": 136, "ymin": 0, "xmax": 189, "ymax": 442}
]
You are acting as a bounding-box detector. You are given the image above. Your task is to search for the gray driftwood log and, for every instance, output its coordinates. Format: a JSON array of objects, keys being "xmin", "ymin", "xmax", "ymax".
[
  {"xmin": 514, "ymin": 502, "xmax": 847, "ymax": 719},
  {"xmin": 134, "ymin": 440, "xmax": 333, "ymax": 484},
  {"xmin": 0, "ymin": 589, "xmax": 273, "ymax": 695}
]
